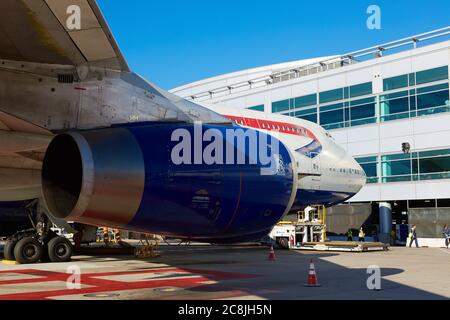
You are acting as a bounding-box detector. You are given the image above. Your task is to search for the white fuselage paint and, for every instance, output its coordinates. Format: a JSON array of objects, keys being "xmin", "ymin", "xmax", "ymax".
[{"xmin": 207, "ymin": 105, "xmax": 367, "ymax": 197}]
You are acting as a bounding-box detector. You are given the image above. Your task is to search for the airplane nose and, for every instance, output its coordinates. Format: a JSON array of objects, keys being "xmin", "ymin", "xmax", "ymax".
[{"xmin": 351, "ymin": 157, "xmax": 367, "ymax": 190}]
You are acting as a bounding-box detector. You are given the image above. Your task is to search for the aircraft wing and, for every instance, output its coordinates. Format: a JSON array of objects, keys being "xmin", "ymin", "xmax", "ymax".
[
  {"xmin": 0, "ymin": 111, "xmax": 53, "ymax": 201},
  {"xmin": 0, "ymin": 0, "xmax": 130, "ymax": 200},
  {"xmin": 0, "ymin": 0, "xmax": 129, "ymax": 71}
]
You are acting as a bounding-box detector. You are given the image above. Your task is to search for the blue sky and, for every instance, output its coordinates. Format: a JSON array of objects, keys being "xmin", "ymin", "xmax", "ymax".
[{"xmin": 97, "ymin": 0, "xmax": 450, "ymax": 89}]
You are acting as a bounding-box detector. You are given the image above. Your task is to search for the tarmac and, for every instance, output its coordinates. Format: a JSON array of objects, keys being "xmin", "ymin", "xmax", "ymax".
[{"xmin": 1, "ymin": 241, "xmax": 450, "ymax": 300}]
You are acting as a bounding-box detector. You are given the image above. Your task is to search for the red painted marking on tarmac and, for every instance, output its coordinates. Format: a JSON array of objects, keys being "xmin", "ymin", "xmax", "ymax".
[{"xmin": 0, "ymin": 267, "xmax": 257, "ymax": 300}]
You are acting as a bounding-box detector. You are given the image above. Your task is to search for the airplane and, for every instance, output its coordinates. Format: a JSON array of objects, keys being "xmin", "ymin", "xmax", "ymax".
[{"xmin": 0, "ymin": 0, "xmax": 366, "ymax": 264}]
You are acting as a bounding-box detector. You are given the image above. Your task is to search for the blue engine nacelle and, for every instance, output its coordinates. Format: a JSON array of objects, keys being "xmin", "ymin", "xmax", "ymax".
[{"xmin": 41, "ymin": 123, "xmax": 296, "ymax": 242}]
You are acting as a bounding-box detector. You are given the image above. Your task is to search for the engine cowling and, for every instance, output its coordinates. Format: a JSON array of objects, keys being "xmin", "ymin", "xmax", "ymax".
[{"xmin": 41, "ymin": 123, "xmax": 296, "ymax": 241}]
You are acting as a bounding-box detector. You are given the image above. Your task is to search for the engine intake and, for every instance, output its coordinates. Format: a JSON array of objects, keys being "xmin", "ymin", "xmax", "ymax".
[{"xmin": 42, "ymin": 128, "xmax": 145, "ymax": 227}]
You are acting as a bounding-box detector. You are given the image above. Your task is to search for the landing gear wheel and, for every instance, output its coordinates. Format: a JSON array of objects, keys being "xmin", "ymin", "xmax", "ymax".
[
  {"xmin": 48, "ymin": 237, "xmax": 73, "ymax": 262},
  {"xmin": 3, "ymin": 239, "xmax": 18, "ymax": 261},
  {"xmin": 13, "ymin": 237, "xmax": 43, "ymax": 264}
]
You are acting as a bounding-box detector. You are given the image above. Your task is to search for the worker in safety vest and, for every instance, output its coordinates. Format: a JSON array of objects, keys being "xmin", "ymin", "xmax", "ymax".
[
  {"xmin": 304, "ymin": 206, "xmax": 314, "ymax": 222},
  {"xmin": 115, "ymin": 229, "xmax": 121, "ymax": 243},
  {"xmin": 408, "ymin": 225, "xmax": 419, "ymax": 248},
  {"xmin": 347, "ymin": 229, "xmax": 353, "ymax": 241},
  {"xmin": 358, "ymin": 228, "xmax": 365, "ymax": 242},
  {"xmin": 442, "ymin": 225, "xmax": 450, "ymax": 249}
]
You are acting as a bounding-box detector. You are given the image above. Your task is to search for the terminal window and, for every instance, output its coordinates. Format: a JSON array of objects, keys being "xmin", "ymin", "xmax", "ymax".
[
  {"xmin": 383, "ymin": 66, "xmax": 449, "ymax": 91},
  {"xmin": 248, "ymin": 105, "xmax": 264, "ymax": 112},
  {"xmin": 380, "ymin": 83, "xmax": 449, "ymax": 122},
  {"xmin": 381, "ymin": 148, "xmax": 450, "ymax": 183},
  {"xmin": 356, "ymin": 156, "xmax": 379, "ymax": 183}
]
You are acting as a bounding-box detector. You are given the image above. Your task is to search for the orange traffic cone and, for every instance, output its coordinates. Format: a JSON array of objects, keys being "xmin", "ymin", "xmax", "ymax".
[
  {"xmin": 305, "ymin": 259, "xmax": 321, "ymax": 287},
  {"xmin": 268, "ymin": 246, "xmax": 276, "ymax": 261}
]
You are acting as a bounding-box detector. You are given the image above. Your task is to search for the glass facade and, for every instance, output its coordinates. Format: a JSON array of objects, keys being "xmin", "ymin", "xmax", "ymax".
[
  {"xmin": 272, "ymin": 93, "xmax": 317, "ymax": 121},
  {"xmin": 292, "ymin": 108, "xmax": 317, "ymax": 123},
  {"xmin": 356, "ymin": 148, "xmax": 450, "ymax": 184},
  {"xmin": 272, "ymin": 65, "xmax": 449, "ymax": 131},
  {"xmin": 272, "ymin": 99, "xmax": 290, "ymax": 113},
  {"xmin": 319, "ymin": 103, "xmax": 345, "ymax": 129},
  {"xmin": 350, "ymin": 98, "xmax": 377, "ymax": 126},
  {"xmin": 416, "ymin": 66, "xmax": 449, "ymax": 85},
  {"xmin": 272, "ymin": 94, "xmax": 316, "ymax": 113},
  {"xmin": 319, "ymin": 95, "xmax": 376, "ymax": 130},
  {"xmin": 380, "ymin": 81, "xmax": 449, "ymax": 122},
  {"xmin": 318, "ymin": 82, "xmax": 373, "ymax": 104},
  {"xmin": 294, "ymin": 94, "xmax": 317, "ymax": 108},
  {"xmin": 383, "ymin": 74, "xmax": 409, "ymax": 91},
  {"xmin": 356, "ymin": 156, "xmax": 379, "ymax": 183},
  {"xmin": 248, "ymin": 104, "xmax": 264, "ymax": 112},
  {"xmin": 320, "ymin": 88, "xmax": 344, "ymax": 104},
  {"xmin": 381, "ymin": 148, "xmax": 450, "ymax": 183},
  {"xmin": 350, "ymin": 82, "xmax": 373, "ymax": 98},
  {"xmin": 383, "ymin": 66, "xmax": 448, "ymax": 91}
]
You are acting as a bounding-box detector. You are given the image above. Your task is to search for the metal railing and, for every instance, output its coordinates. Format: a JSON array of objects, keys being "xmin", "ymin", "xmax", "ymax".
[{"xmin": 183, "ymin": 26, "xmax": 450, "ymax": 101}]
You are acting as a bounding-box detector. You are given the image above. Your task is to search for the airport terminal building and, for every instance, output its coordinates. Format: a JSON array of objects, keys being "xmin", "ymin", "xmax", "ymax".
[{"xmin": 171, "ymin": 28, "xmax": 450, "ymax": 242}]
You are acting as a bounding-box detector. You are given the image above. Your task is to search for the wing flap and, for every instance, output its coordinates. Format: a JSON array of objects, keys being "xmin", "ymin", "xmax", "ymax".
[{"xmin": 0, "ymin": 111, "xmax": 53, "ymax": 136}]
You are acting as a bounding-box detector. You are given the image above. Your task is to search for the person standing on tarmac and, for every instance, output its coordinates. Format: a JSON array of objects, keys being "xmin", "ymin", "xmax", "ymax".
[
  {"xmin": 347, "ymin": 229, "xmax": 353, "ymax": 241},
  {"xmin": 358, "ymin": 228, "xmax": 365, "ymax": 242},
  {"xmin": 408, "ymin": 225, "xmax": 419, "ymax": 248},
  {"xmin": 442, "ymin": 225, "xmax": 450, "ymax": 249}
]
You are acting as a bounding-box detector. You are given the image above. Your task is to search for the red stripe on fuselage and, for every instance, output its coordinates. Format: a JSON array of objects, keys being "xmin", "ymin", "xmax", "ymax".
[{"xmin": 225, "ymin": 115, "xmax": 318, "ymax": 141}]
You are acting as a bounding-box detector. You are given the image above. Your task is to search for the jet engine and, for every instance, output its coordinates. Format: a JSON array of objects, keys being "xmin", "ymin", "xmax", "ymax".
[{"xmin": 41, "ymin": 123, "xmax": 297, "ymax": 242}]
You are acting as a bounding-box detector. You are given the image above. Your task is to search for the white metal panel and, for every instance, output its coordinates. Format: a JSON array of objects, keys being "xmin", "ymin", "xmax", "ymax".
[
  {"xmin": 245, "ymin": 92, "xmax": 266, "ymax": 109},
  {"xmin": 318, "ymin": 73, "xmax": 347, "ymax": 92},
  {"xmin": 414, "ymin": 113, "xmax": 450, "ymax": 134},
  {"xmin": 346, "ymin": 67, "xmax": 373, "ymax": 86},
  {"xmin": 372, "ymin": 65, "xmax": 383, "ymax": 94},
  {"xmin": 349, "ymin": 184, "xmax": 381, "ymax": 202},
  {"xmin": 416, "ymin": 180, "xmax": 450, "ymax": 199},
  {"xmin": 270, "ymin": 86, "xmax": 292, "ymax": 103},
  {"xmin": 380, "ymin": 59, "xmax": 412, "ymax": 79},
  {"xmin": 291, "ymin": 81, "xmax": 318, "ymax": 98},
  {"xmin": 411, "ymin": 49, "xmax": 449, "ymax": 72},
  {"xmin": 379, "ymin": 120, "xmax": 414, "ymax": 139},
  {"xmin": 264, "ymin": 93, "xmax": 272, "ymax": 113},
  {"xmin": 329, "ymin": 130, "xmax": 348, "ymax": 145},
  {"xmin": 415, "ymin": 130, "xmax": 450, "ymax": 151},
  {"xmin": 224, "ymin": 97, "xmax": 246, "ymax": 109},
  {"xmin": 347, "ymin": 140, "xmax": 380, "ymax": 156},
  {"xmin": 380, "ymin": 183, "xmax": 416, "ymax": 201},
  {"xmin": 380, "ymin": 135, "xmax": 415, "ymax": 154},
  {"xmin": 346, "ymin": 125, "xmax": 379, "ymax": 143}
]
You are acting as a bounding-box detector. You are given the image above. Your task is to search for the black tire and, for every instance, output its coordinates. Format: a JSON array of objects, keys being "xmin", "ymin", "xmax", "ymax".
[
  {"xmin": 278, "ymin": 237, "xmax": 289, "ymax": 249},
  {"xmin": 3, "ymin": 239, "xmax": 18, "ymax": 261},
  {"xmin": 13, "ymin": 237, "xmax": 43, "ymax": 264},
  {"xmin": 48, "ymin": 237, "xmax": 73, "ymax": 262},
  {"xmin": 40, "ymin": 243, "xmax": 51, "ymax": 263}
]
